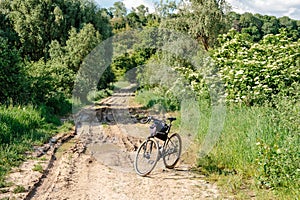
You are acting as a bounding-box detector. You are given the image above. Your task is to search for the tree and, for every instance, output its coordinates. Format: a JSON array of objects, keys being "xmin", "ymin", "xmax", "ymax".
[
  {"xmin": 127, "ymin": 5, "xmax": 150, "ymax": 28},
  {"xmin": 228, "ymin": 11, "xmax": 241, "ymax": 31},
  {"xmin": 279, "ymin": 16, "xmax": 297, "ymax": 30},
  {"xmin": 241, "ymin": 26, "xmax": 261, "ymax": 42},
  {"xmin": 48, "ymin": 23, "xmax": 103, "ymax": 93},
  {"xmin": 154, "ymin": 0, "xmax": 177, "ymax": 18},
  {"xmin": 239, "ymin": 13, "xmax": 263, "ymax": 29},
  {"xmin": 126, "ymin": 5, "xmax": 149, "ymax": 29},
  {"xmin": 279, "ymin": 16, "xmax": 299, "ymax": 39},
  {"xmin": 126, "ymin": 12, "xmax": 142, "ymax": 29},
  {"xmin": 229, "ymin": 12, "xmax": 300, "ymax": 42},
  {"xmin": 261, "ymin": 16, "xmax": 279, "ymax": 35},
  {"xmin": 162, "ymin": 0, "xmax": 230, "ymax": 51},
  {"xmin": 0, "ymin": 10, "xmax": 19, "ymax": 46},
  {"xmin": 109, "ymin": 1, "xmax": 127, "ymax": 18},
  {"xmin": 238, "ymin": 13, "xmax": 263, "ymax": 41},
  {"xmin": 0, "ymin": 36, "xmax": 24, "ymax": 105},
  {"xmin": 135, "ymin": 4, "xmax": 149, "ymax": 18},
  {"xmin": 5, "ymin": 0, "xmax": 112, "ymax": 61},
  {"xmin": 64, "ymin": 24, "xmax": 102, "ymax": 72}
]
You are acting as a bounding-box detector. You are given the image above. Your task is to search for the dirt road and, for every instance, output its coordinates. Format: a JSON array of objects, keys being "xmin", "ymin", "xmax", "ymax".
[{"xmin": 4, "ymin": 85, "xmax": 221, "ymax": 200}]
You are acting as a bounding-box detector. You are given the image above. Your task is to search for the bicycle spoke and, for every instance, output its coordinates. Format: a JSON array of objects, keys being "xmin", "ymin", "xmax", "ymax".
[
  {"xmin": 163, "ymin": 133, "xmax": 182, "ymax": 169},
  {"xmin": 134, "ymin": 138, "xmax": 159, "ymax": 176}
]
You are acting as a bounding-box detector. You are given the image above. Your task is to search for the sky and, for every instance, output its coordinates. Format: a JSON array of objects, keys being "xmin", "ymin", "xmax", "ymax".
[{"xmin": 95, "ymin": 0, "xmax": 300, "ymax": 20}]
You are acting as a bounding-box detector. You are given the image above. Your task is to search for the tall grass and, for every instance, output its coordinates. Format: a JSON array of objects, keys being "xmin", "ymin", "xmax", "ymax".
[
  {"xmin": 197, "ymin": 98, "xmax": 300, "ymax": 198},
  {"xmin": 0, "ymin": 105, "xmax": 56, "ymax": 187},
  {"xmin": 197, "ymin": 104, "xmax": 268, "ymax": 173},
  {"xmin": 135, "ymin": 90, "xmax": 299, "ymax": 198}
]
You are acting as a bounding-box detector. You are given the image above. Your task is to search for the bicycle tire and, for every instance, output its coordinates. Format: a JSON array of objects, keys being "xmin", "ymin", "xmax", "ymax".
[
  {"xmin": 163, "ymin": 133, "xmax": 182, "ymax": 169},
  {"xmin": 134, "ymin": 138, "xmax": 159, "ymax": 176}
]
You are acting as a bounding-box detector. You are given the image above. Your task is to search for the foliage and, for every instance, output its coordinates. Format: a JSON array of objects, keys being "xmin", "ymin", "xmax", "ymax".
[
  {"xmin": 0, "ymin": 36, "xmax": 25, "ymax": 105},
  {"xmin": 87, "ymin": 89, "xmax": 113, "ymax": 102},
  {"xmin": 111, "ymin": 49, "xmax": 153, "ymax": 80},
  {"xmin": 162, "ymin": 0, "xmax": 230, "ymax": 50},
  {"xmin": 49, "ymin": 23, "xmax": 115, "ymax": 102},
  {"xmin": 228, "ymin": 12, "xmax": 300, "ymax": 42},
  {"xmin": 0, "ymin": 0, "xmax": 299, "ymax": 197},
  {"xmin": 135, "ymin": 26, "xmax": 220, "ymax": 108},
  {"xmin": 109, "ymin": 2, "xmax": 159, "ymax": 32},
  {"xmin": 196, "ymin": 98, "xmax": 299, "ymax": 198},
  {"xmin": 135, "ymin": 88, "xmax": 180, "ymax": 112},
  {"xmin": 0, "ymin": 105, "xmax": 56, "ymax": 187},
  {"xmin": 212, "ymin": 29, "xmax": 300, "ymax": 105},
  {"xmin": 2, "ymin": 0, "xmax": 112, "ymax": 61},
  {"xmin": 0, "ymin": 11, "xmax": 19, "ymax": 45},
  {"xmin": 63, "ymin": 23, "xmax": 103, "ymax": 73},
  {"xmin": 0, "ymin": 0, "xmax": 113, "ymax": 108},
  {"xmin": 24, "ymin": 60, "xmax": 72, "ymax": 115},
  {"xmin": 109, "ymin": 1, "xmax": 127, "ymax": 18},
  {"xmin": 256, "ymin": 98, "xmax": 300, "ymax": 193},
  {"xmin": 154, "ymin": 0, "xmax": 177, "ymax": 18}
]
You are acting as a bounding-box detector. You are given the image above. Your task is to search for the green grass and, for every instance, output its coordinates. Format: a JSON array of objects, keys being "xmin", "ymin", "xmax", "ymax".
[
  {"xmin": 196, "ymin": 99, "xmax": 299, "ymax": 199},
  {"xmin": 135, "ymin": 89, "xmax": 180, "ymax": 111},
  {"xmin": 135, "ymin": 89, "xmax": 299, "ymax": 199},
  {"xmin": 0, "ymin": 105, "xmax": 64, "ymax": 188},
  {"xmin": 32, "ymin": 164, "xmax": 43, "ymax": 173},
  {"xmin": 113, "ymin": 80, "xmax": 132, "ymax": 89},
  {"xmin": 13, "ymin": 185, "xmax": 26, "ymax": 194},
  {"xmin": 87, "ymin": 89, "xmax": 113, "ymax": 102}
]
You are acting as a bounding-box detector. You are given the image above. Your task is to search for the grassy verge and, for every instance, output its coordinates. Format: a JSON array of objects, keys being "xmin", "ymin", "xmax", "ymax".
[
  {"xmin": 0, "ymin": 105, "xmax": 71, "ymax": 188},
  {"xmin": 135, "ymin": 90, "xmax": 299, "ymax": 199},
  {"xmin": 196, "ymin": 99, "xmax": 299, "ymax": 199}
]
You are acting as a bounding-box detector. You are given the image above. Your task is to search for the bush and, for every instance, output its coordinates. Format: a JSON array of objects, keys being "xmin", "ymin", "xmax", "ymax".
[
  {"xmin": 135, "ymin": 88, "xmax": 180, "ymax": 112},
  {"xmin": 212, "ymin": 29, "xmax": 300, "ymax": 105},
  {"xmin": 87, "ymin": 89, "xmax": 113, "ymax": 102},
  {"xmin": 0, "ymin": 36, "xmax": 25, "ymax": 105},
  {"xmin": 24, "ymin": 60, "xmax": 73, "ymax": 115}
]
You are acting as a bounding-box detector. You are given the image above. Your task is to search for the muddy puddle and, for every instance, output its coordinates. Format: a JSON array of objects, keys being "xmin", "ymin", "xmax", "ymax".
[{"xmin": 86, "ymin": 143, "xmax": 136, "ymax": 173}]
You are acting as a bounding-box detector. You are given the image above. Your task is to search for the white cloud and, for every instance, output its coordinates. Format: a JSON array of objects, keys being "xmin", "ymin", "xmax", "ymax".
[
  {"xmin": 123, "ymin": 0, "xmax": 156, "ymax": 12},
  {"xmin": 95, "ymin": 0, "xmax": 156, "ymax": 12},
  {"xmin": 97, "ymin": 0, "xmax": 300, "ymax": 20},
  {"xmin": 226, "ymin": 0, "xmax": 300, "ymax": 20}
]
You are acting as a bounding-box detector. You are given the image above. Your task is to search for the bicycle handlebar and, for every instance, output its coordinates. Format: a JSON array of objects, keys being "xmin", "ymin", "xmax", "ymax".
[{"xmin": 143, "ymin": 116, "xmax": 176, "ymax": 125}]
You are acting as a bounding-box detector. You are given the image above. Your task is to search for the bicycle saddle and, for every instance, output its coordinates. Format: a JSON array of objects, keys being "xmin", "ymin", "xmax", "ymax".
[{"xmin": 167, "ymin": 117, "xmax": 176, "ymax": 122}]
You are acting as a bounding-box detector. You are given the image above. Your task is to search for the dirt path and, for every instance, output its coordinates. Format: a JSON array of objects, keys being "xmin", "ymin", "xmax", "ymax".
[{"xmin": 14, "ymin": 85, "xmax": 221, "ymax": 200}]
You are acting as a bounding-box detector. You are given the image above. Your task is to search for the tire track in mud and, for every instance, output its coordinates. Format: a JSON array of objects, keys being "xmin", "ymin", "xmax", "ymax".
[{"xmin": 28, "ymin": 85, "xmax": 222, "ymax": 200}]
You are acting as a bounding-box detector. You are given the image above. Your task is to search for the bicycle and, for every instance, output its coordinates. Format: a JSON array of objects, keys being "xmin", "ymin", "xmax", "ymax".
[{"xmin": 134, "ymin": 117, "xmax": 182, "ymax": 176}]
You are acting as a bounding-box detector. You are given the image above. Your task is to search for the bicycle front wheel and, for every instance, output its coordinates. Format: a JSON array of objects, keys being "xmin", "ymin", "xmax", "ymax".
[
  {"xmin": 163, "ymin": 133, "xmax": 182, "ymax": 169},
  {"xmin": 134, "ymin": 138, "xmax": 159, "ymax": 176}
]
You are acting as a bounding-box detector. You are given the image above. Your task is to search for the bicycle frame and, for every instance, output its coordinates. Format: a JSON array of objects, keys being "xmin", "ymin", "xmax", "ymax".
[{"xmin": 147, "ymin": 133, "xmax": 177, "ymax": 161}]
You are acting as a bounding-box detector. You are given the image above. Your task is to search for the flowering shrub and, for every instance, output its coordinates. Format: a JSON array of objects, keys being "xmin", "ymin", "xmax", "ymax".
[{"xmin": 212, "ymin": 29, "xmax": 300, "ymax": 105}]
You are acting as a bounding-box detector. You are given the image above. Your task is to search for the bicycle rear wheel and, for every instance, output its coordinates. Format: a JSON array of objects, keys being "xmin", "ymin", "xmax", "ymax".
[
  {"xmin": 134, "ymin": 138, "xmax": 159, "ymax": 176},
  {"xmin": 163, "ymin": 133, "xmax": 182, "ymax": 169}
]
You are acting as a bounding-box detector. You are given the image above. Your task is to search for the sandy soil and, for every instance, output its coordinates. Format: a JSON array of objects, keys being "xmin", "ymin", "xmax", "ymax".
[{"xmin": 1, "ymin": 85, "xmax": 222, "ymax": 200}]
